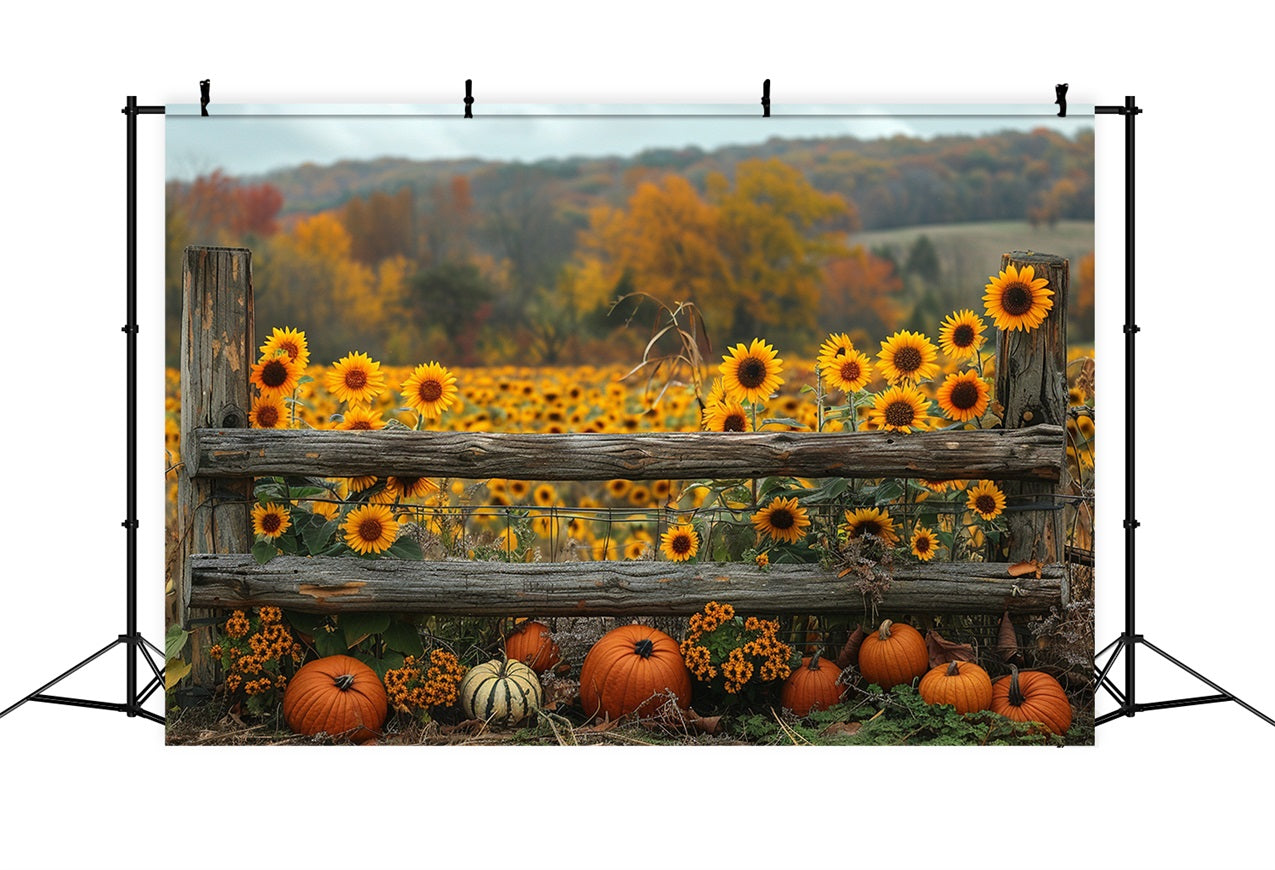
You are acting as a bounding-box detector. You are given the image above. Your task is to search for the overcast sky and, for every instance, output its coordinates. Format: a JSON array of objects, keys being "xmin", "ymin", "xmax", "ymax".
[{"xmin": 165, "ymin": 103, "xmax": 1094, "ymax": 181}]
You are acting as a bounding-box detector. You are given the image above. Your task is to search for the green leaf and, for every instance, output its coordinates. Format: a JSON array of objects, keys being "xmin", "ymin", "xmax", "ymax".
[
  {"xmin": 251, "ymin": 540, "xmax": 277, "ymax": 565},
  {"xmin": 297, "ymin": 374, "xmax": 314, "ymax": 385},
  {"xmin": 341, "ymin": 612, "xmax": 392, "ymax": 647},
  {"xmin": 301, "ymin": 516, "xmax": 338, "ymax": 556},
  {"xmin": 165, "ymin": 657, "xmax": 192, "ymax": 691},
  {"xmin": 165, "ymin": 624, "xmax": 190, "ymax": 661},
  {"xmin": 385, "ymin": 537, "xmax": 424, "ymax": 560},
  {"xmin": 760, "ymin": 416, "xmax": 809, "ymax": 429},
  {"xmin": 284, "ymin": 611, "xmax": 323, "ymax": 635},
  {"xmin": 367, "ymin": 652, "xmax": 405, "ymax": 679},
  {"xmin": 383, "ymin": 620, "xmax": 425, "ymax": 656},
  {"xmin": 314, "ymin": 628, "xmax": 349, "ymax": 658}
]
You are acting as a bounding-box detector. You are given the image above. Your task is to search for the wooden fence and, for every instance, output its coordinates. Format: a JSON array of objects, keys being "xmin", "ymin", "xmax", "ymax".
[{"xmin": 173, "ymin": 246, "xmax": 1070, "ymax": 675}]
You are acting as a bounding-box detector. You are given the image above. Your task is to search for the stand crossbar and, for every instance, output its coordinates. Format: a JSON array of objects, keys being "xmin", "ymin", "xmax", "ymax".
[
  {"xmin": 1094, "ymin": 96, "xmax": 1272, "ymax": 729},
  {"xmin": 0, "ymin": 96, "xmax": 166, "ymax": 728}
]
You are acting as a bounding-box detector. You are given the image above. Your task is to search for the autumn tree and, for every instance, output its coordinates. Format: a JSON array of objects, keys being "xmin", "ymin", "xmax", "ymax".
[{"xmin": 820, "ymin": 246, "xmax": 904, "ymax": 343}]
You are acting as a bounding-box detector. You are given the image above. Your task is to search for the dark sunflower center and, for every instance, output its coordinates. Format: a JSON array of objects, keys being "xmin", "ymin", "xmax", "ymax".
[
  {"xmin": 397, "ymin": 478, "xmax": 421, "ymax": 494},
  {"xmin": 884, "ymin": 400, "xmax": 916, "ymax": 427},
  {"xmin": 915, "ymin": 536, "xmax": 931, "ymax": 553},
  {"xmin": 857, "ymin": 521, "xmax": 882, "ymax": 537},
  {"xmin": 839, "ymin": 360, "xmax": 862, "ymax": 382},
  {"xmin": 261, "ymin": 359, "xmax": 289, "ymax": 388},
  {"xmin": 347, "ymin": 420, "xmax": 372, "ymax": 430},
  {"xmin": 975, "ymin": 494, "xmax": 996, "ymax": 514},
  {"xmin": 671, "ymin": 534, "xmax": 693, "ymax": 554},
  {"xmin": 358, "ymin": 518, "xmax": 384, "ymax": 541},
  {"xmin": 1003, "ymin": 283, "xmax": 1033, "ymax": 316},
  {"xmin": 344, "ymin": 368, "xmax": 368, "ymax": 390},
  {"xmin": 950, "ymin": 381, "xmax": 980, "ymax": 410},
  {"xmin": 280, "ymin": 341, "xmax": 300, "ymax": 360},
  {"xmin": 261, "ymin": 513, "xmax": 282, "ymax": 533},
  {"xmin": 737, "ymin": 357, "xmax": 767, "ymax": 389},
  {"xmin": 417, "ymin": 379, "xmax": 444, "ymax": 402},
  {"xmin": 256, "ymin": 405, "xmax": 280, "ymax": 427},
  {"xmin": 769, "ymin": 508, "xmax": 795, "ymax": 530},
  {"xmin": 723, "ymin": 412, "xmax": 747, "ymax": 432},
  {"xmin": 893, "ymin": 346, "xmax": 922, "ymax": 374},
  {"xmin": 952, "ymin": 324, "xmax": 975, "ymax": 347}
]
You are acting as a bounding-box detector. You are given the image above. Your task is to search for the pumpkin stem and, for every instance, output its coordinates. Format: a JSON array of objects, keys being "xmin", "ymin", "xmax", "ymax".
[
  {"xmin": 633, "ymin": 638, "xmax": 655, "ymax": 659},
  {"xmin": 334, "ymin": 674, "xmax": 355, "ymax": 691},
  {"xmin": 877, "ymin": 619, "xmax": 893, "ymax": 642},
  {"xmin": 946, "ymin": 660, "xmax": 962, "ymax": 677},
  {"xmin": 1007, "ymin": 664, "xmax": 1025, "ymax": 706},
  {"xmin": 808, "ymin": 652, "xmax": 823, "ymax": 671}
]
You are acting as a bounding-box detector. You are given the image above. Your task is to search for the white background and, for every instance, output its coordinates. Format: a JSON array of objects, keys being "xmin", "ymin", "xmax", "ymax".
[{"xmin": 2, "ymin": 3, "xmax": 1272, "ymax": 868}]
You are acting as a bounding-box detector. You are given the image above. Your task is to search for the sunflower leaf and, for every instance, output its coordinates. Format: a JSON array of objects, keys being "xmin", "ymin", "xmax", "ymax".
[
  {"xmin": 385, "ymin": 537, "xmax": 424, "ymax": 561},
  {"xmin": 251, "ymin": 540, "xmax": 277, "ymax": 565}
]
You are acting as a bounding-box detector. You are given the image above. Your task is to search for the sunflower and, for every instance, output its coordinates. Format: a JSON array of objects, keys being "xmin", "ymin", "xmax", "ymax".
[
  {"xmin": 533, "ymin": 483, "xmax": 557, "ymax": 507},
  {"xmin": 325, "ymin": 351, "xmax": 386, "ymax": 407},
  {"xmin": 660, "ymin": 524, "xmax": 700, "ymax": 562},
  {"xmin": 937, "ymin": 310, "xmax": 987, "ymax": 360},
  {"xmin": 752, "ymin": 496, "xmax": 811, "ymax": 545},
  {"xmin": 720, "ymin": 338, "xmax": 784, "ymax": 405},
  {"xmin": 606, "ymin": 478, "xmax": 632, "ymax": 500},
  {"xmin": 346, "ymin": 475, "xmax": 378, "ymax": 494},
  {"xmin": 592, "ymin": 538, "xmax": 619, "ymax": 561},
  {"xmin": 966, "ymin": 480, "xmax": 1006, "ymax": 521},
  {"xmin": 628, "ymin": 485, "xmax": 651, "ymax": 507},
  {"xmin": 922, "ymin": 478, "xmax": 964, "ymax": 494},
  {"xmin": 249, "ymin": 395, "xmax": 287, "ymax": 429},
  {"xmin": 816, "ymin": 332, "xmax": 856, "ymax": 371},
  {"xmin": 702, "ymin": 398, "xmax": 753, "ymax": 432},
  {"xmin": 935, "ymin": 371, "xmax": 991, "ymax": 423},
  {"xmin": 842, "ymin": 507, "xmax": 900, "ymax": 545},
  {"xmin": 910, "ymin": 526, "xmax": 940, "ymax": 561},
  {"xmin": 508, "ymin": 479, "xmax": 532, "ymax": 501},
  {"xmin": 497, "ymin": 527, "xmax": 519, "ymax": 553},
  {"xmin": 983, "ymin": 264, "xmax": 1054, "ymax": 332},
  {"xmin": 250, "ymin": 352, "xmax": 301, "ymax": 399},
  {"xmin": 877, "ymin": 330, "xmax": 939, "ymax": 385},
  {"xmin": 251, "ymin": 503, "xmax": 291, "ymax": 540},
  {"xmin": 343, "ymin": 503, "xmax": 398, "ymax": 555},
  {"xmin": 623, "ymin": 534, "xmax": 651, "ymax": 560},
  {"xmin": 401, "ymin": 361, "xmax": 459, "ymax": 420},
  {"xmin": 867, "ymin": 385, "xmax": 932, "ymax": 433},
  {"xmin": 821, "ymin": 347, "xmax": 873, "ymax": 394},
  {"xmin": 386, "ymin": 476, "xmax": 437, "ymax": 500},
  {"xmin": 1077, "ymin": 414, "xmax": 1095, "ymax": 439},
  {"xmin": 309, "ymin": 499, "xmax": 340, "ymax": 521},
  {"xmin": 258, "ymin": 326, "xmax": 310, "ymax": 369},
  {"xmin": 337, "ymin": 406, "xmax": 385, "ymax": 430},
  {"xmin": 704, "ymin": 377, "xmax": 728, "ymax": 408}
]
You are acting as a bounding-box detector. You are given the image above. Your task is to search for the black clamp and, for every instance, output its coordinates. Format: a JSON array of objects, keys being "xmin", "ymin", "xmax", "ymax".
[
  {"xmin": 122, "ymin": 324, "xmax": 139, "ymax": 334},
  {"xmin": 761, "ymin": 79, "xmax": 770, "ymax": 117},
  {"xmin": 1123, "ymin": 324, "xmax": 1141, "ymax": 334},
  {"xmin": 121, "ymin": 519, "xmax": 139, "ymax": 530},
  {"xmin": 464, "ymin": 79, "xmax": 474, "ymax": 118},
  {"xmin": 200, "ymin": 79, "xmax": 211, "ymax": 116},
  {"xmin": 1055, "ymin": 83, "xmax": 1068, "ymax": 117},
  {"xmin": 1123, "ymin": 519, "xmax": 1140, "ymax": 529}
]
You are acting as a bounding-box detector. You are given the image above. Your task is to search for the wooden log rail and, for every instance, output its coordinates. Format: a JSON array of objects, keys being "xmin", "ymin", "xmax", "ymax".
[
  {"xmin": 190, "ymin": 426, "xmax": 1065, "ymax": 482},
  {"xmin": 189, "ymin": 556, "xmax": 1063, "ymax": 616}
]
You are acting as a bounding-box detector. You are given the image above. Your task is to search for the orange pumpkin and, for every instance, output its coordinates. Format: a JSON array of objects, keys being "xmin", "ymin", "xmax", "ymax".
[
  {"xmin": 578, "ymin": 625, "xmax": 691, "ymax": 720},
  {"xmin": 781, "ymin": 653, "xmax": 844, "ymax": 716},
  {"xmin": 857, "ymin": 619, "xmax": 928, "ymax": 689},
  {"xmin": 282, "ymin": 654, "xmax": 387, "ymax": 743},
  {"xmin": 504, "ymin": 620, "xmax": 561, "ymax": 675},
  {"xmin": 918, "ymin": 660, "xmax": 993, "ymax": 714},
  {"xmin": 991, "ymin": 665, "xmax": 1072, "ymax": 734}
]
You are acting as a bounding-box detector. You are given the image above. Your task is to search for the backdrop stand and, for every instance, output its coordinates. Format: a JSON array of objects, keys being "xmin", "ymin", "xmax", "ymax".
[
  {"xmin": 1093, "ymin": 96, "xmax": 1273, "ymax": 728},
  {"xmin": 0, "ymin": 96, "xmax": 166, "ymax": 726}
]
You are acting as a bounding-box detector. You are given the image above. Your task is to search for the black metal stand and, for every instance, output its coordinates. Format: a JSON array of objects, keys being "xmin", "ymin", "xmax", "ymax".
[
  {"xmin": 0, "ymin": 96, "xmax": 166, "ymax": 727},
  {"xmin": 1093, "ymin": 96, "xmax": 1273, "ymax": 729}
]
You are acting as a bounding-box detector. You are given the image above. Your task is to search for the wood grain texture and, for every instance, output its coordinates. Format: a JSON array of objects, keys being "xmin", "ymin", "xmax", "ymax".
[
  {"xmin": 994, "ymin": 252, "xmax": 1069, "ymax": 580},
  {"xmin": 189, "ymin": 555, "xmax": 1064, "ymax": 615},
  {"xmin": 190, "ymin": 426, "xmax": 1064, "ymax": 482},
  {"xmin": 176, "ymin": 246, "xmax": 254, "ymax": 682}
]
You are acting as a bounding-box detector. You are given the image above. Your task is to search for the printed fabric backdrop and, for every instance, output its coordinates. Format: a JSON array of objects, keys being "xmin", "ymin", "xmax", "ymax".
[{"xmin": 163, "ymin": 104, "xmax": 1096, "ymax": 746}]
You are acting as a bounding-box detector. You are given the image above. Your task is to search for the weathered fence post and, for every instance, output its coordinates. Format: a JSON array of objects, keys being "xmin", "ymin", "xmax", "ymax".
[
  {"xmin": 176, "ymin": 246, "xmax": 254, "ymax": 685},
  {"xmin": 994, "ymin": 251, "xmax": 1069, "ymax": 592}
]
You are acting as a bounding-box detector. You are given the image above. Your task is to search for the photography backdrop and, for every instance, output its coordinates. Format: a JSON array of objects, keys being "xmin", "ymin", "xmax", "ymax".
[
  {"xmin": 164, "ymin": 103, "xmax": 1096, "ymax": 746},
  {"xmin": 4, "ymin": 2, "xmax": 1273, "ymax": 867}
]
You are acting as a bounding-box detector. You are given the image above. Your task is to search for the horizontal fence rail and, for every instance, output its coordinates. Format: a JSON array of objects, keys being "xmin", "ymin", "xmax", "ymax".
[
  {"xmin": 190, "ymin": 426, "xmax": 1065, "ymax": 482},
  {"xmin": 189, "ymin": 555, "xmax": 1064, "ymax": 615}
]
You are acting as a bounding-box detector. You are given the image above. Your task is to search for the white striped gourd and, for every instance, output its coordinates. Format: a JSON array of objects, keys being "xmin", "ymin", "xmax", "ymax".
[{"xmin": 459, "ymin": 658, "xmax": 543, "ymax": 727}]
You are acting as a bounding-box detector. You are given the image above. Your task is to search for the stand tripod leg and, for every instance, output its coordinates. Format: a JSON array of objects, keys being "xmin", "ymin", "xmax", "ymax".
[
  {"xmin": 1138, "ymin": 639, "xmax": 1275, "ymax": 727},
  {"xmin": 0, "ymin": 638, "xmax": 125, "ymax": 719}
]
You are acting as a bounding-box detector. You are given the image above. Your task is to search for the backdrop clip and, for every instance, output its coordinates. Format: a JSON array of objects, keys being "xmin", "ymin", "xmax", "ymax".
[
  {"xmin": 761, "ymin": 79, "xmax": 770, "ymax": 117},
  {"xmin": 200, "ymin": 79, "xmax": 211, "ymax": 116},
  {"xmin": 1055, "ymin": 83, "xmax": 1068, "ymax": 117},
  {"xmin": 464, "ymin": 79, "xmax": 474, "ymax": 118}
]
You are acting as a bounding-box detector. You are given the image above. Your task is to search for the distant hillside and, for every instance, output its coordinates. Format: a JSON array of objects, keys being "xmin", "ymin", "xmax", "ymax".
[{"xmin": 251, "ymin": 127, "xmax": 1094, "ymax": 230}]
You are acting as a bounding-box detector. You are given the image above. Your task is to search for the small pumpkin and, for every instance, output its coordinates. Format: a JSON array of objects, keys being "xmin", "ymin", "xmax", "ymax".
[
  {"xmin": 781, "ymin": 653, "xmax": 844, "ymax": 716},
  {"xmin": 459, "ymin": 658, "xmax": 543, "ymax": 727},
  {"xmin": 857, "ymin": 619, "xmax": 928, "ymax": 689},
  {"xmin": 991, "ymin": 665, "xmax": 1072, "ymax": 734},
  {"xmin": 283, "ymin": 654, "xmax": 387, "ymax": 743},
  {"xmin": 918, "ymin": 660, "xmax": 993, "ymax": 714},
  {"xmin": 504, "ymin": 620, "xmax": 561, "ymax": 675},
  {"xmin": 578, "ymin": 624, "xmax": 691, "ymax": 720}
]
